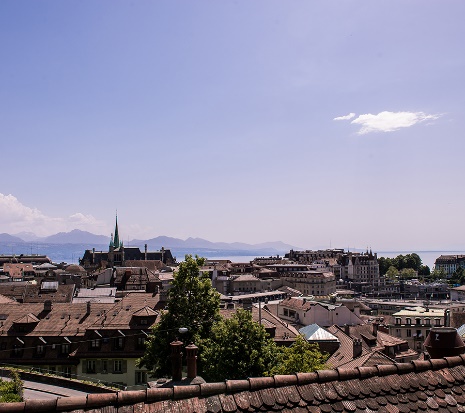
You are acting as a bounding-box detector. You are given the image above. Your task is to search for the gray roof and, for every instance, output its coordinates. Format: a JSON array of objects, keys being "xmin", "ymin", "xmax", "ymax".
[{"xmin": 299, "ymin": 323, "xmax": 339, "ymax": 341}]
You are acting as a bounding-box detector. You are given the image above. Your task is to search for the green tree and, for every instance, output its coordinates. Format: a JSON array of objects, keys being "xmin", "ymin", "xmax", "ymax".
[
  {"xmin": 418, "ymin": 265, "xmax": 431, "ymax": 276},
  {"xmin": 0, "ymin": 370, "xmax": 23, "ymax": 402},
  {"xmin": 200, "ymin": 309, "xmax": 278, "ymax": 382},
  {"xmin": 405, "ymin": 253, "xmax": 422, "ymax": 271},
  {"xmin": 378, "ymin": 257, "xmax": 392, "ymax": 276},
  {"xmin": 385, "ymin": 266, "xmax": 399, "ymax": 281},
  {"xmin": 138, "ymin": 255, "xmax": 220, "ymax": 377},
  {"xmin": 400, "ymin": 268, "xmax": 417, "ymax": 279},
  {"xmin": 429, "ymin": 268, "xmax": 446, "ymax": 281},
  {"xmin": 267, "ymin": 335, "xmax": 327, "ymax": 375}
]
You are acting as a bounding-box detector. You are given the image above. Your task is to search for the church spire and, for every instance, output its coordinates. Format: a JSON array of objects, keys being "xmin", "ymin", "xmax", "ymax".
[{"xmin": 113, "ymin": 213, "xmax": 121, "ymax": 248}]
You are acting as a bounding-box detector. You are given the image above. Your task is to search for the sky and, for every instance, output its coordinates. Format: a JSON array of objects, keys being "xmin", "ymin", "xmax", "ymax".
[{"xmin": 0, "ymin": 1, "xmax": 464, "ymax": 251}]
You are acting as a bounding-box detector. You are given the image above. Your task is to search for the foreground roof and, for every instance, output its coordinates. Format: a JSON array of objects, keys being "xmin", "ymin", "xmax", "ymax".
[{"xmin": 5, "ymin": 355, "xmax": 465, "ymax": 412}]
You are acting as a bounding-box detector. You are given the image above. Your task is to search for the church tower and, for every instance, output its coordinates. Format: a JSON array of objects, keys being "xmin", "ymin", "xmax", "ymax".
[
  {"xmin": 108, "ymin": 213, "xmax": 123, "ymax": 267},
  {"xmin": 114, "ymin": 214, "xmax": 121, "ymax": 248}
]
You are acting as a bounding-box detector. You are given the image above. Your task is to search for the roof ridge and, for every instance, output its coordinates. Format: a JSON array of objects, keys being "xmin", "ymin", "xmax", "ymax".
[{"xmin": 5, "ymin": 355, "xmax": 465, "ymax": 412}]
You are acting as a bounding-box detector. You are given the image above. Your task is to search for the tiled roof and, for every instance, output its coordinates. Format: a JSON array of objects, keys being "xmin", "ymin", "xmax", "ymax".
[{"xmin": 6, "ymin": 355, "xmax": 465, "ymax": 412}]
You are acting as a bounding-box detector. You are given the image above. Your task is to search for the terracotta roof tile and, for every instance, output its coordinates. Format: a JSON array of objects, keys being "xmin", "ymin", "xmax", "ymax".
[{"xmin": 9, "ymin": 353, "xmax": 465, "ymax": 412}]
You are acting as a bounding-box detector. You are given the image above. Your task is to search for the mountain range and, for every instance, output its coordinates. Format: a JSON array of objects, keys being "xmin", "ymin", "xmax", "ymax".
[{"xmin": 0, "ymin": 229, "xmax": 298, "ymax": 253}]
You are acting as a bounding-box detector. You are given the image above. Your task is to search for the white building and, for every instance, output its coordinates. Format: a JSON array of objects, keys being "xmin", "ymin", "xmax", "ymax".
[{"xmin": 276, "ymin": 297, "xmax": 363, "ymax": 327}]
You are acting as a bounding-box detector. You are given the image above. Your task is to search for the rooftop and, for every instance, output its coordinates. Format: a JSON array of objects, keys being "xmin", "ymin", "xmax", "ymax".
[{"xmin": 4, "ymin": 355, "xmax": 465, "ymax": 412}]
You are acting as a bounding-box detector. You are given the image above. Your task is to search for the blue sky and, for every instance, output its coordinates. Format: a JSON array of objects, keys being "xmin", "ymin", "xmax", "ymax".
[{"xmin": 1, "ymin": 1, "xmax": 464, "ymax": 251}]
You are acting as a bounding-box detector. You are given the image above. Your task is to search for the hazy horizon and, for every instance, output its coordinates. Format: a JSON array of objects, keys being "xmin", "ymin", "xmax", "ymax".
[{"xmin": 1, "ymin": 1, "xmax": 464, "ymax": 251}]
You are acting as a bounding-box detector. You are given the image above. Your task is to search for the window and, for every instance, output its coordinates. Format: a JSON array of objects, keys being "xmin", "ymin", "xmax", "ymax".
[
  {"xmin": 87, "ymin": 360, "xmax": 96, "ymax": 374},
  {"xmin": 114, "ymin": 360, "xmax": 122, "ymax": 373},
  {"xmin": 90, "ymin": 339, "xmax": 100, "ymax": 350},
  {"xmin": 435, "ymin": 319, "xmax": 441, "ymax": 326},
  {"xmin": 416, "ymin": 318, "xmax": 421, "ymax": 325},
  {"xmin": 114, "ymin": 337, "xmax": 125, "ymax": 350},
  {"xmin": 61, "ymin": 343, "xmax": 70, "ymax": 354},
  {"xmin": 406, "ymin": 318, "xmax": 411, "ymax": 325},
  {"xmin": 140, "ymin": 319, "xmax": 148, "ymax": 325},
  {"xmin": 425, "ymin": 318, "xmax": 431, "ymax": 326},
  {"xmin": 407, "ymin": 329, "xmax": 412, "ymax": 337},
  {"xmin": 135, "ymin": 371, "xmax": 147, "ymax": 385},
  {"xmin": 416, "ymin": 330, "xmax": 422, "ymax": 338},
  {"xmin": 36, "ymin": 345, "xmax": 45, "ymax": 355},
  {"xmin": 12, "ymin": 345, "xmax": 23, "ymax": 356},
  {"xmin": 136, "ymin": 337, "xmax": 146, "ymax": 349},
  {"xmin": 62, "ymin": 366, "xmax": 72, "ymax": 378},
  {"xmin": 395, "ymin": 318, "xmax": 401, "ymax": 325},
  {"xmin": 102, "ymin": 360, "xmax": 108, "ymax": 374}
]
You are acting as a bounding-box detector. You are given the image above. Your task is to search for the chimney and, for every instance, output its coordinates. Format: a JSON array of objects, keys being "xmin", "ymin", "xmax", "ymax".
[
  {"xmin": 353, "ymin": 338, "xmax": 363, "ymax": 358},
  {"xmin": 170, "ymin": 340, "xmax": 183, "ymax": 381},
  {"xmin": 242, "ymin": 298, "xmax": 253, "ymax": 312},
  {"xmin": 344, "ymin": 324, "xmax": 350, "ymax": 335},
  {"xmin": 373, "ymin": 322, "xmax": 379, "ymax": 337},
  {"xmin": 424, "ymin": 327, "xmax": 465, "ymax": 359},
  {"xmin": 159, "ymin": 288, "xmax": 168, "ymax": 303},
  {"xmin": 44, "ymin": 300, "xmax": 52, "ymax": 312},
  {"xmin": 185, "ymin": 343, "xmax": 198, "ymax": 379},
  {"xmin": 87, "ymin": 301, "xmax": 91, "ymax": 315},
  {"xmin": 145, "ymin": 244, "xmax": 148, "ymax": 261}
]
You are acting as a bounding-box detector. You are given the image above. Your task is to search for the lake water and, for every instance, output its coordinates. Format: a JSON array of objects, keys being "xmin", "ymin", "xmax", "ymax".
[{"xmin": 207, "ymin": 251, "xmax": 465, "ymax": 270}]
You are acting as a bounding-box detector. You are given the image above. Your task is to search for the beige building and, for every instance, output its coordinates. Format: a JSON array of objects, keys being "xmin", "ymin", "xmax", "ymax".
[
  {"xmin": 281, "ymin": 270, "xmax": 336, "ymax": 297},
  {"xmin": 389, "ymin": 306, "xmax": 446, "ymax": 351}
]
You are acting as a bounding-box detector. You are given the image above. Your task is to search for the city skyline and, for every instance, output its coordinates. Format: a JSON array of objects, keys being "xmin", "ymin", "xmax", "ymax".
[{"xmin": 1, "ymin": 1, "xmax": 464, "ymax": 251}]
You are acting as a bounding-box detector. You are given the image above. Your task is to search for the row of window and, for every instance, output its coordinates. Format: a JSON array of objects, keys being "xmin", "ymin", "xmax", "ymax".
[
  {"xmin": 6, "ymin": 335, "xmax": 146, "ymax": 357},
  {"xmin": 395, "ymin": 317, "xmax": 441, "ymax": 326},
  {"xmin": 85, "ymin": 359, "xmax": 127, "ymax": 374}
]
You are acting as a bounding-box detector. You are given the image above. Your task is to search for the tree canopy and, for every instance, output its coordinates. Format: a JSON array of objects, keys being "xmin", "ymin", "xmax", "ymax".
[
  {"xmin": 266, "ymin": 335, "xmax": 327, "ymax": 376},
  {"xmin": 378, "ymin": 253, "xmax": 428, "ymax": 276},
  {"xmin": 137, "ymin": 255, "xmax": 220, "ymax": 377},
  {"xmin": 200, "ymin": 309, "xmax": 278, "ymax": 382}
]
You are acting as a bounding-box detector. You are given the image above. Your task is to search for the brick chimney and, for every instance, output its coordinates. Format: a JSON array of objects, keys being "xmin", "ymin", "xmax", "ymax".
[
  {"xmin": 185, "ymin": 343, "xmax": 198, "ymax": 379},
  {"xmin": 44, "ymin": 300, "xmax": 52, "ymax": 312},
  {"xmin": 170, "ymin": 340, "xmax": 183, "ymax": 381},
  {"xmin": 372, "ymin": 322, "xmax": 378, "ymax": 337},
  {"xmin": 353, "ymin": 338, "xmax": 363, "ymax": 358}
]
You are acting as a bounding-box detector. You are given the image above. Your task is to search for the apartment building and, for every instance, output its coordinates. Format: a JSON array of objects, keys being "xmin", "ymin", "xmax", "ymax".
[{"xmin": 389, "ymin": 306, "xmax": 446, "ymax": 351}]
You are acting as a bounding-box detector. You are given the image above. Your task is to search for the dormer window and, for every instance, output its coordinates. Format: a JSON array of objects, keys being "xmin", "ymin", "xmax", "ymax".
[
  {"xmin": 136, "ymin": 337, "xmax": 146, "ymax": 349},
  {"xmin": 90, "ymin": 339, "xmax": 100, "ymax": 350},
  {"xmin": 114, "ymin": 337, "xmax": 125, "ymax": 350},
  {"xmin": 61, "ymin": 343, "xmax": 70, "ymax": 354}
]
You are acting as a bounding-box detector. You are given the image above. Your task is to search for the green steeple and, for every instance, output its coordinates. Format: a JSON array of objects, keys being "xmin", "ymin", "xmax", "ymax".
[{"xmin": 114, "ymin": 214, "xmax": 120, "ymax": 248}]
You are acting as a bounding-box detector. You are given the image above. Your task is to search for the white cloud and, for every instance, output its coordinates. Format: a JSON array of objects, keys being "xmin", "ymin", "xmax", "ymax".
[
  {"xmin": 0, "ymin": 193, "xmax": 108, "ymax": 236},
  {"xmin": 334, "ymin": 113, "xmax": 356, "ymax": 121},
  {"xmin": 350, "ymin": 111, "xmax": 440, "ymax": 135}
]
